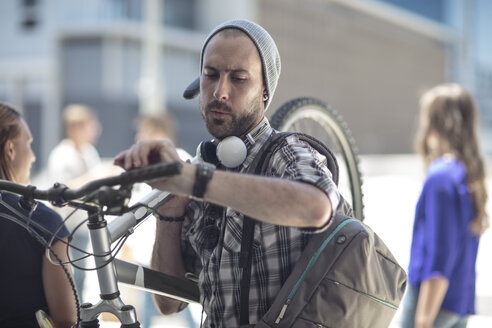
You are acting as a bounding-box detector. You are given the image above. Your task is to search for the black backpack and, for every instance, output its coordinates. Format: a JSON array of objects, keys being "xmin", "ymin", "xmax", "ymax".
[{"xmin": 240, "ymin": 131, "xmax": 407, "ymax": 328}]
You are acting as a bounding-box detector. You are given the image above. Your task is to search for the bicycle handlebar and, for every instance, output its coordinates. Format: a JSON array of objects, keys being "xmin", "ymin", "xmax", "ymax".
[{"xmin": 0, "ymin": 161, "xmax": 182, "ymax": 204}]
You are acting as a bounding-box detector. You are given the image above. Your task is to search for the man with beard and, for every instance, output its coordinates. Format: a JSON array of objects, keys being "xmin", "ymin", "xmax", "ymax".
[{"xmin": 114, "ymin": 20, "xmax": 341, "ymax": 328}]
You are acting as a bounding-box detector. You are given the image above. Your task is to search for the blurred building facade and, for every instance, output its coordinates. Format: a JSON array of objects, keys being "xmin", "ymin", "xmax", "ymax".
[{"xmin": 0, "ymin": 0, "xmax": 490, "ymax": 175}]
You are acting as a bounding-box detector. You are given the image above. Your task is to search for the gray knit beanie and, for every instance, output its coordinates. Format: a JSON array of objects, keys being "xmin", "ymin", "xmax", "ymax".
[{"xmin": 184, "ymin": 19, "xmax": 281, "ymax": 110}]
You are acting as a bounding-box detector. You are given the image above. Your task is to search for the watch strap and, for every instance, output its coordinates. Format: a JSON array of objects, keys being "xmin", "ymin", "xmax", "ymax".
[{"xmin": 192, "ymin": 162, "xmax": 215, "ymax": 199}]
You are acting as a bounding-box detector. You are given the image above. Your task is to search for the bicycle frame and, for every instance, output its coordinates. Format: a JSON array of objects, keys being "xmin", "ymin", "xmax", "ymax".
[
  {"xmin": 0, "ymin": 161, "xmax": 199, "ymax": 327},
  {"xmin": 80, "ymin": 189, "xmax": 199, "ymax": 327}
]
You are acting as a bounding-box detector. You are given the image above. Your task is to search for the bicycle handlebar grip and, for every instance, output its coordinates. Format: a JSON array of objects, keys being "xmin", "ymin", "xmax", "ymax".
[
  {"xmin": 119, "ymin": 161, "xmax": 183, "ymax": 185},
  {"xmin": 62, "ymin": 161, "xmax": 183, "ymax": 201},
  {"xmin": 0, "ymin": 161, "xmax": 183, "ymax": 203}
]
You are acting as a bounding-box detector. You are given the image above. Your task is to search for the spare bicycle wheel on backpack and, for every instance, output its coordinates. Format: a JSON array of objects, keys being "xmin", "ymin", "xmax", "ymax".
[{"xmin": 271, "ymin": 97, "xmax": 364, "ymax": 221}]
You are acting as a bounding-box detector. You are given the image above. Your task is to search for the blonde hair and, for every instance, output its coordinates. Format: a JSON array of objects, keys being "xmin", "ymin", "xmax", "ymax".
[
  {"xmin": 0, "ymin": 102, "xmax": 22, "ymax": 181},
  {"xmin": 136, "ymin": 112, "xmax": 176, "ymax": 141},
  {"xmin": 415, "ymin": 83, "xmax": 488, "ymax": 235},
  {"xmin": 63, "ymin": 104, "xmax": 96, "ymax": 126}
]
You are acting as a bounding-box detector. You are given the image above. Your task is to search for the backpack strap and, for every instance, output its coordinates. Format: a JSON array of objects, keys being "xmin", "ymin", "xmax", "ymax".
[
  {"xmin": 245, "ymin": 131, "xmax": 339, "ymax": 182},
  {"xmin": 239, "ymin": 132, "xmax": 285, "ymax": 326},
  {"xmin": 239, "ymin": 131, "xmax": 339, "ymax": 325},
  {"xmin": 293, "ymin": 133, "xmax": 339, "ymax": 185},
  {"xmin": 239, "ymin": 216, "xmax": 255, "ymax": 325}
]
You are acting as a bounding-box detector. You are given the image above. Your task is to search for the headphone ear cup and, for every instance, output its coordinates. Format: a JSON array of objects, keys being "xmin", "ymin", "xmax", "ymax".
[
  {"xmin": 196, "ymin": 136, "xmax": 247, "ymax": 168},
  {"xmin": 216, "ymin": 136, "xmax": 247, "ymax": 168},
  {"xmin": 199, "ymin": 140, "xmax": 219, "ymax": 165}
]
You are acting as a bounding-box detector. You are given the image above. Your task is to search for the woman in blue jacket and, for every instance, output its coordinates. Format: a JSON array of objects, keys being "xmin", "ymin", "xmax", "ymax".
[{"xmin": 400, "ymin": 84, "xmax": 489, "ymax": 328}]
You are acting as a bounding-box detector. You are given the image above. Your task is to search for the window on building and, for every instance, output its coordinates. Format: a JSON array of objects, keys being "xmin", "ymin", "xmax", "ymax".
[
  {"xmin": 377, "ymin": 0, "xmax": 446, "ymax": 24},
  {"xmin": 108, "ymin": 0, "xmax": 143, "ymax": 21},
  {"xmin": 164, "ymin": 0, "xmax": 197, "ymax": 30},
  {"xmin": 20, "ymin": 0, "xmax": 40, "ymax": 30}
]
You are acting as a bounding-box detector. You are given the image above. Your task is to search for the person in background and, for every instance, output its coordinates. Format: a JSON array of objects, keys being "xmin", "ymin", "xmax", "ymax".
[
  {"xmin": 400, "ymin": 84, "xmax": 489, "ymax": 328},
  {"xmin": 135, "ymin": 113, "xmax": 191, "ymax": 162},
  {"xmin": 46, "ymin": 104, "xmax": 102, "ymax": 299},
  {"xmin": 129, "ymin": 112, "xmax": 195, "ymax": 327},
  {"xmin": 47, "ymin": 104, "xmax": 102, "ymax": 188},
  {"xmin": 0, "ymin": 102, "xmax": 77, "ymax": 328}
]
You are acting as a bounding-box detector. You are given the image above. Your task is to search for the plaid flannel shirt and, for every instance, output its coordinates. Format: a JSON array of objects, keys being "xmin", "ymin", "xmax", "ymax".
[{"xmin": 181, "ymin": 126, "xmax": 341, "ymax": 327}]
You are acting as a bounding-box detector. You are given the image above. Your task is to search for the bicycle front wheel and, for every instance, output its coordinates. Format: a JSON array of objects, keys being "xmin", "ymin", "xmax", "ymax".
[{"xmin": 270, "ymin": 97, "xmax": 364, "ymax": 220}]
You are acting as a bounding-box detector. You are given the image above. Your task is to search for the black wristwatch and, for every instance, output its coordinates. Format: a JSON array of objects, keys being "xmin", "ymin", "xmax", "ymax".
[{"xmin": 191, "ymin": 162, "xmax": 215, "ymax": 199}]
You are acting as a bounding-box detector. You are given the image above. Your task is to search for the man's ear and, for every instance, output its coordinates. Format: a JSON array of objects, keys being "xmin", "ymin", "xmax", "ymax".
[
  {"xmin": 4, "ymin": 140, "xmax": 15, "ymax": 161},
  {"xmin": 262, "ymin": 88, "xmax": 269, "ymax": 102}
]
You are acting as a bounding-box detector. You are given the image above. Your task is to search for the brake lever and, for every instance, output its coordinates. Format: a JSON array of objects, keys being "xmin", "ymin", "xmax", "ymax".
[
  {"xmin": 94, "ymin": 185, "xmax": 132, "ymax": 215},
  {"xmin": 63, "ymin": 185, "xmax": 133, "ymax": 217}
]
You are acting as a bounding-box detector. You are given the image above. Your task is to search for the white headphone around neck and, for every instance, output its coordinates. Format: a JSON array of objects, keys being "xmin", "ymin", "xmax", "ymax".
[
  {"xmin": 215, "ymin": 136, "xmax": 248, "ymax": 168},
  {"xmin": 195, "ymin": 118, "xmax": 270, "ymax": 168}
]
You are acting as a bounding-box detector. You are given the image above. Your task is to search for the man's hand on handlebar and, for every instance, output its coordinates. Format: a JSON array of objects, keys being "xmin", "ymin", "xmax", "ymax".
[
  {"xmin": 114, "ymin": 139, "xmax": 181, "ymax": 170},
  {"xmin": 113, "ymin": 138, "xmax": 192, "ymax": 215}
]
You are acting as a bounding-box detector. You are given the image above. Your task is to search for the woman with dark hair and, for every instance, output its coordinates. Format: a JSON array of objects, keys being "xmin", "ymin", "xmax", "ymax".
[
  {"xmin": 0, "ymin": 102, "xmax": 77, "ymax": 327},
  {"xmin": 400, "ymin": 84, "xmax": 489, "ymax": 328}
]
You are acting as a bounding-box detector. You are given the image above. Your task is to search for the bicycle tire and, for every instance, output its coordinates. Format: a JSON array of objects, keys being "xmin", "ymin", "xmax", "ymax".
[{"xmin": 270, "ymin": 97, "xmax": 364, "ymax": 220}]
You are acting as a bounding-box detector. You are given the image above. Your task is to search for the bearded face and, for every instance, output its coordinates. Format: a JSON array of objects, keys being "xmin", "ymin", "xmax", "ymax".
[
  {"xmin": 200, "ymin": 92, "xmax": 263, "ymax": 139},
  {"xmin": 199, "ymin": 30, "xmax": 266, "ymax": 140}
]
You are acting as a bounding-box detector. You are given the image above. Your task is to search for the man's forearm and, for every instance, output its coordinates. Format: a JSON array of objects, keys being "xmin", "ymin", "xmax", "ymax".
[
  {"xmin": 114, "ymin": 142, "xmax": 334, "ymax": 229},
  {"xmin": 204, "ymin": 169, "xmax": 333, "ymax": 228},
  {"xmin": 150, "ymin": 219, "xmax": 187, "ymax": 314}
]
